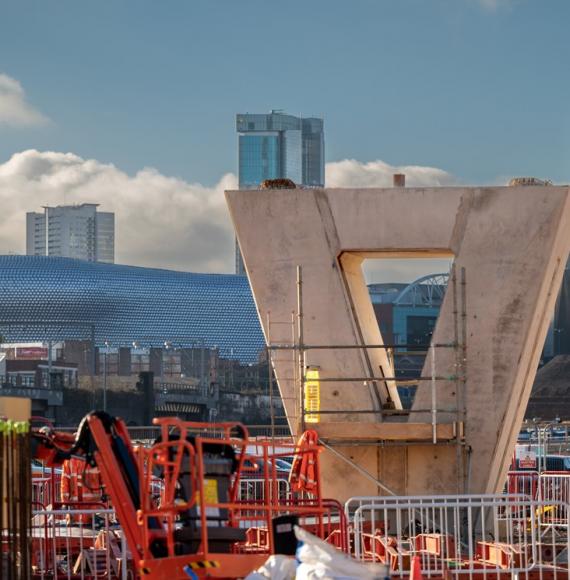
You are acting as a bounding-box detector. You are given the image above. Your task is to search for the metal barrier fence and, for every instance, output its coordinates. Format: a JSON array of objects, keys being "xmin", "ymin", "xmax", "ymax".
[
  {"xmin": 345, "ymin": 494, "xmax": 527, "ymax": 522},
  {"xmin": 238, "ymin": 477, "xmax": 291, "ymax": 503},
  {"xmin": 348, "ymin": 494, "xmax": 570, "ymax": 578},
  {"xmin": 234, "ymin": 478, "xmax": 292, "ymax": 532},
  {"xmin": 31, "ymin": 508, "xmax": 130, "ymax": 579},
  {"xmin": 32, "ymin": 471, "xmax": 62, "ymax": 508},
  {"xmin": 506, "ymin": 471, "xmax": 539, "ymax": 499},
  {"xmin": 539, "ymin": 473, "xmax": 570, "ymax": 530},
  {"xmin": 32, "ymin": 477, "xmax": 54, "ymax": 508}
]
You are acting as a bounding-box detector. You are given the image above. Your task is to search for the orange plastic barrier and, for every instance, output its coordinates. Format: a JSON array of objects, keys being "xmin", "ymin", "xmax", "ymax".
[{"xmin": 289, "ymin": 430, "xmax": 320, "ymax": 494}]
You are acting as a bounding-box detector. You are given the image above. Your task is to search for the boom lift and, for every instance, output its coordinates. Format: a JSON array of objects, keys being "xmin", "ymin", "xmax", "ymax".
[{"xmin": 32, "ymin": 412, "xmax": 335, "ymax": 579}]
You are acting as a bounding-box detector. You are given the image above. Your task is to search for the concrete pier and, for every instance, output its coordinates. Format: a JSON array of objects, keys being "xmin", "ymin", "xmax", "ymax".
[{"xmin": 226, "ymin": 186, "xmax": 570, "ymax": 500}]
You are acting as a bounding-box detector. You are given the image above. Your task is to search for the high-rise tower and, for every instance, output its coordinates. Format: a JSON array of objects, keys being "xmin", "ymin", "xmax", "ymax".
[
  {"xmin": 235, "ymin": 111, "xmax": 324, "ymax": 274},
  {"xmin": 26, "ymin": 203, "xmax": 115, "ymax": 263}
]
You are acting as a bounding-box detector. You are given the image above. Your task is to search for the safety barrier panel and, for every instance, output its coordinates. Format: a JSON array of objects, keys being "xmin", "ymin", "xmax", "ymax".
[
  {"xmin": 237, "ymin": 477, "xmax": 291, "ymax": 503},
  {"xmin": 32, "ymin": 477, "xmax": 53, "ymax": 508},
  {"xmin": 506, "ymin": 471, "xmax": 539, "ymax": 499},
  {"xmin": 301, "ymin": 498, "xmax": 349, "ymax": 553},
  {"xmin": 31, "ymin": 507, "xmax": 130, "ymax": 580},
  {"xmin": 345, "ymin": 494, "xmax": 529, "ymax": 522},
  {"xmin": 347, "ymin": 494, "xmax": 570, "ymax": 578},
  {"xmin": 231, "ymin": 478, "xmax": 292, "ymax": 532},
  {"xmin": 538, "ymin": 473, "xmax": 570, "ymax": 531},
  {"xmin": 230, "ymin": 497, "xmax": 349, "ymax": 554},
  {"xmin": 32, "ymin": 472, "xmax": 62, "ymax": 508}
]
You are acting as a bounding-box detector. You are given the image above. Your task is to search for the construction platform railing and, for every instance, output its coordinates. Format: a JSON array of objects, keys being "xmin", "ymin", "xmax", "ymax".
[{"xmin": 55, "ymin": 424, "xmax": 293, "ymax": 443}]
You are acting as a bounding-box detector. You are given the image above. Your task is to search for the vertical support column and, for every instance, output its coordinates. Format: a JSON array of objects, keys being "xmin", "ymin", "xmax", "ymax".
[
  {"xmin": 118, "ymin": 347, "xmax": 131, "ymax": 376},
  {"xmin": 266, "ymin": 311, "xmax": 276, "ymax": 441},
  {"xmin": 461, "ymin": 266, "xmax": 469, "ymax": 492},
  {"xmin": 460, "ymin": 267, "xmax": 467, "ymax": 422},
  {"xmin": 268, "ymin": 344, "xmax": 275, "ymax": 440},
  {"xmin": 89, "ymin": 325, "xmax": 96, "ymax": 375},
  {"xmin": 137, "ymin": 372, "xmax": 155, "ymax": 425},
  {"xmin": 47, "ymin": 340, "xmax": 52, "ymax": 390},
  {"xmin": 149, "ymin": 347, "xmax": 163, "ymax": 378},
  {"xmin": 291, "ymin": 311, "xmax": 298, "ymax": 432},
  {"xmin": 297, "ymin": 266, "xmax": 305, "ymax": 433},
  {"xmin": 90, "ymin": 324, "xmax": 96, "ymax": 408},
  {"xmin": 103, "ymin": 344, "xmax": 107, "ymax": 413},
  {"xmin": 200, "ymin": 339, "xmax": 206, "ymax": 398},
  {"xmin": 452, "ymin": 266, "xmax": 466, "ymax": 493},
  {"xmin": 431, "ymin": 344, "xmax": 437, "ymax": 444}
]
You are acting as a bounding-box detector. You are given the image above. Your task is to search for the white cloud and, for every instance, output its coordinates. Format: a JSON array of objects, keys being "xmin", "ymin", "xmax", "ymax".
[
  {"xmin": 326, "ymin": 158, "xmax": 456, "ymax": 188},
  {"xmin": 0, "ymin": 74, "xmax": 49, "ymax": 127},
  {"xmin": 0, "ymin": 150, "xmax": 236, "ymax": 272},
  {"xmin": 0, "ymin": 150, "xmax": 456, "ymax": 276}
]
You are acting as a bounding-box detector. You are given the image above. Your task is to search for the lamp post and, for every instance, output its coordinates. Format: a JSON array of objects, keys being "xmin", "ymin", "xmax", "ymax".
[
  {"xmin": 537, "ymin": 417, "xmax": 561, "ymax": 473},
  {"xmin": 163, "ymin": 341, "xmax": 173, "ymax": 378},
  {"xmin": 103, "ymin": 340, "xmax": 109, "ymax": 412}
]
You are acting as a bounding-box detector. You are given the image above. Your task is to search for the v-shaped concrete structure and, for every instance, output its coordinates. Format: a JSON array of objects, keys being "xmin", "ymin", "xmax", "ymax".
[{"xmin": 226, "ymin": 186, "xmax": 570, "ymax": 500}]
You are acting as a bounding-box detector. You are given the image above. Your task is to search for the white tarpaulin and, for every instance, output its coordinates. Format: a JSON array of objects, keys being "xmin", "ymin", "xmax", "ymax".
[{"xmin": 245, "ymin": 526, "xmax": 388, "ymax": 580}]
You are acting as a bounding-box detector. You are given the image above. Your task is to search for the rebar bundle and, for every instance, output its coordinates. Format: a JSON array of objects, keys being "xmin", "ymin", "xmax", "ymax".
[{"xmin": 0, "ymin": 421, "xmax": 31, "ymax": 580}]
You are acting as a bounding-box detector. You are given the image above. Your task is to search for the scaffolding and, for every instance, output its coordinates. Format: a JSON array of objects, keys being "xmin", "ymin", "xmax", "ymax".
[{"xmin": 264, "ymin": 264, "xmax": 469, "ymax": 493}]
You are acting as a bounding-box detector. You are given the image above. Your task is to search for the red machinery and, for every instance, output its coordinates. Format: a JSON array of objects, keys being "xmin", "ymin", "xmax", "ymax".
[{"xmin": 32, "ymin": 412, "xmax": 341, "ymax": 579}]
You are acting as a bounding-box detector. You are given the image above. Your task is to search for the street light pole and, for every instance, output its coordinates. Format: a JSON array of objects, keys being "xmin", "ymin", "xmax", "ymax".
[
  {"xmin": 537, "ymin": 417, "xmax": 561, "ymax": 473},
  {"xmin": 47, "ymin": 340, "xmax": 52, "ymax": 390},
  {"xmin": 103, "ymin": 341, "xmax": 109, "ymax": 412},
  {"xmin": 200, "ymin": 339, "xmax": 206, "ymax": 398}
]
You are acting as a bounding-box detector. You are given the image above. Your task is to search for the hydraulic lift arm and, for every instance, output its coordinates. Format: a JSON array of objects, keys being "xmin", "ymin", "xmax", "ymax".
[
  {"xmin": 32, "ymin": 411, "xmax": 148, "ymax": 563},
  {"xmin": 31, "ymin": 413, "xmax": 326, "ymax": 579}
]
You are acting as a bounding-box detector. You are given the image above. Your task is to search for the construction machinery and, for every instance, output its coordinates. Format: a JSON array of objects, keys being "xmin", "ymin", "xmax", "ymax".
[
  {"xmin": 27, "ymin": 412, "xmax": 570, "ymax": 579},
  {"xmin": 30, "ymin": 411, "xmax": 340, "ymax": 579}
]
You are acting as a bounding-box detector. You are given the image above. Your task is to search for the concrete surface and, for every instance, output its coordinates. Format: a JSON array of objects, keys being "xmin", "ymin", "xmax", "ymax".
[{"xmin": 226, "ymin": 186, "xmax": 570, "ymax": 500}]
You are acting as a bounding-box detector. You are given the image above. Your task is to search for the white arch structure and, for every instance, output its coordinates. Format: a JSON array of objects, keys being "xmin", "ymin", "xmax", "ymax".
[{"xmin": 394, "ymin": 273, "xmax": 449, "ymax": 307}]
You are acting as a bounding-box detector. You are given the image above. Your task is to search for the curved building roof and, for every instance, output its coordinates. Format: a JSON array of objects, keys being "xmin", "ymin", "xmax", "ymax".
[
  {"xmin": 368, "ymin": 273, "xmax": 449, "ymax": 307},
  {"xmin": 0, "ymin": 256, "xmax": 265, "ymax": 363}
]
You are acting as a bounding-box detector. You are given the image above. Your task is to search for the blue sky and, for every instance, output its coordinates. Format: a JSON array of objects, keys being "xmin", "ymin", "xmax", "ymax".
[
  {"xmin": 1, "ymin": 0, "xmax": 569, "ymax": 186},
  {"xmin": 0, "ymin": 0, "xmax": 568, "ymax": 278}
]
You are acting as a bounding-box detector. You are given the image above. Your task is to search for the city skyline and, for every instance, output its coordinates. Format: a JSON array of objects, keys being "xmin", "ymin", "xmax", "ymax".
[
  {"xmin": 1, "ymin": 1, "xmax": 568, "ymax": 186},
  {"xmin": 0, "ymin": 0, "xmax": 568, "ymax": 281}
]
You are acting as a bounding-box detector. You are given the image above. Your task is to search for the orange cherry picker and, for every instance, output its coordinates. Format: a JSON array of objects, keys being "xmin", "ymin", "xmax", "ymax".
[{"xmin": 32, "ymin": 412, "xmax": 346, "ymax": 579}]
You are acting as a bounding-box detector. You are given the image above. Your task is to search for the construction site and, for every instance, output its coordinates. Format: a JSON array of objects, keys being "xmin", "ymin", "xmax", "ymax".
[{"xmin": 3, "ymin": 182, "xmax": 570, "ymax": 579}]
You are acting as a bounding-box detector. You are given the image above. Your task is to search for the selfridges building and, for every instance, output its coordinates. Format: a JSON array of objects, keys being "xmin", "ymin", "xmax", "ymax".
[{"xmin": 0, "ymin": 255, "xmax": 264, "ymax": 363}]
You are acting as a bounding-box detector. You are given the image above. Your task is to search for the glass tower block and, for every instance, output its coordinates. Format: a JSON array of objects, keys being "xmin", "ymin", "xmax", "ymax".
[{"xmin": 235, "ymin": 111, "xmax": 325, "ymax": 274}]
